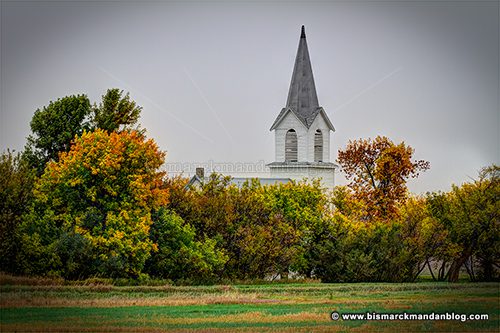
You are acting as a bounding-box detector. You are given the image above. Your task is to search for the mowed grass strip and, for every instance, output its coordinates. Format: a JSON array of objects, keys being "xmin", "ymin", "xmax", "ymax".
[
  {"xmin": 1, "ymin": 282, "xmax": 497, "ymax": 307},
  {"xmin": 1, "ymin": 283, "xmax": 498, "ymax": 332}
]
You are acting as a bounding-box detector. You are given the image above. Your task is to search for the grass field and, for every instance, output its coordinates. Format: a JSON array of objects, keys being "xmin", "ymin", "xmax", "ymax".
[{"xmin": 1, "ymin": 281, "xmax": 499, "ymax": 332}]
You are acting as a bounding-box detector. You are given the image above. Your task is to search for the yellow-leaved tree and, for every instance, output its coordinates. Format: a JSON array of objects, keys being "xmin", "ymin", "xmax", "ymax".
[{"xmin": 19, "ymin": 129, "xmax": 168, "ymax": 278}]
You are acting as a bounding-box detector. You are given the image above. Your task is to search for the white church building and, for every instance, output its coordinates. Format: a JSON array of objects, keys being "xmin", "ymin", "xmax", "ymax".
[{"xmin": 188, "ymin": 26, "xmax": 336, "ymax": 189}]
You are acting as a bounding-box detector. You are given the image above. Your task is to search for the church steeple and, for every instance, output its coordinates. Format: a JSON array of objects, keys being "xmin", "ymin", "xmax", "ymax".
[
  {"xmin": 270, "ymin": 25, "xmax": 334, "ymax": 131},
  {"xmin": 286, "ymin": 25, "xmax": 319, "ymax": 125},
  {"xmin": 267, "ymin": 25, "xmax": 337, "ymax": 189}
]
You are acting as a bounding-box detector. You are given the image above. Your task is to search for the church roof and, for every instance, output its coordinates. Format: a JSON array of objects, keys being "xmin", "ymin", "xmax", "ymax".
[
  {"xmin": 267, "ymin": 161, "xmax": 338, "ymax": 168},
  {"xmin": 271, "ymin": 26, "xmax": 334, "ymax": 131},
  {"xmin": 185, "ymin": 175, "xmax": 292, "ymax": 189}
]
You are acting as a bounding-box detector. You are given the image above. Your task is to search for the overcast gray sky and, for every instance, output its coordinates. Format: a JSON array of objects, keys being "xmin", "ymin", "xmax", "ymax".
[{"xmin": 1, "ymin": 0, "xmax": 499, "ymax": 193}]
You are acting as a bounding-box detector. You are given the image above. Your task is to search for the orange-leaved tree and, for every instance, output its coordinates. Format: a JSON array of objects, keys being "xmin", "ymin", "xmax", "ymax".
[
  {"xmin": 20, "ymin": 129, "xmax": 168, "ymax": 278},
  {"xmin": 337, "ymin": 136, "xmax": 429, "ymax": 220}
]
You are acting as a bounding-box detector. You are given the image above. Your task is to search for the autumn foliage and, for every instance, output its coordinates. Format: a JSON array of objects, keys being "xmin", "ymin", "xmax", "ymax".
[
  {"xmin": 1, "ymin": 91, "xmax": 498, "ymax": 283},
  {"xmin": 19, "ymin": 129, "xmax": 168, "ymax": 277},
  {"xmin": 338, "ymin": 136, "xmax": 430, "ymax": 220},
  {"xmin": 165, "ymin": 175, "xmax": 326, "ymax": 280}
]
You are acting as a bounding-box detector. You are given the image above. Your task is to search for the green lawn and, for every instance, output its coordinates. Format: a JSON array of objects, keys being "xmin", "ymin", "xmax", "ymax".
[{"xmin": 1, "ymin": 282, "xmax": 498, "ymax": 332}]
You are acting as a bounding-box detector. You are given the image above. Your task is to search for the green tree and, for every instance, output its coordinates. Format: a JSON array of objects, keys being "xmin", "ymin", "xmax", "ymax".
[
  {"xmin": 145, "ymin": 208, "xmax": 227, "ymax": 283},
  {"xmin": 426, "ymin": 165, "xmax": 499, "ymax": 282},
  {"xmin": 264, "ymin": 179, "xmax": 326, "ymax": 279},
  {"xmin": 24, "ymin": 95, "xmax": 92, "ymax": 174},
  {"xmin": 92, "ymin": 88, "xmax": 142, "ymax": 132},
  {"xmin": 303, "ymin": 212, "xmax": 411, "ymax": 283},
  {"xmin": 446, "ymin": 165, "xmax": 499, "ymax": 282},
  {"xmin": 397, "ymin": 196, "xmax": 455, "ymax": 281},
  {"xmin": 25, "ymin": 89, "xmax": 143, "ymax": 175},
  {"xmin": 19, "ymin": 129, "xmax": 169, "ymax": 278},
  {"xmin": 0, "ymin": 151, "xmax": 36, "ymax": 273}
]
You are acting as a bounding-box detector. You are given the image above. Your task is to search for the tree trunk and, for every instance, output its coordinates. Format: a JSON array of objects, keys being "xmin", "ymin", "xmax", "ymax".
[
  {"xmin": 412, "ymin": 262, "xmax": 427, "ymax": 282},
  {"xmin": 426, "ymin": 259, "xmax": 436, "ymax": 281},
  {"xmin": 464, "ymin": 256, "xmax": 474, "ymax": 281},
  {"xmin": 448, "ymin": 250, "xmax": 471, "ymax": 282},
  {"xmin": 438, "ymin": 261, "xmax": 447, "ymax": 281},
  {"xmin": 470, "ymin": 255, "xmax": 476, "ymax": 281}
]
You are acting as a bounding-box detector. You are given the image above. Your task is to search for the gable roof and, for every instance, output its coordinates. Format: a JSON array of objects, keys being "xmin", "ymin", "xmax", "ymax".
[
  {"xmin": 270, "ymin": 106, "xmax": 334, "ymax": 131},
  {"xmin": 271, "ymin": 25, "xmax": 334, "ymax": 131}
]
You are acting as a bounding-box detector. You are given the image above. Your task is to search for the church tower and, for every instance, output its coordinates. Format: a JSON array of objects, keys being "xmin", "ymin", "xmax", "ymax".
[{"xmin": 268, "ymin": 26, "xmax": 336, "ymax": 188}]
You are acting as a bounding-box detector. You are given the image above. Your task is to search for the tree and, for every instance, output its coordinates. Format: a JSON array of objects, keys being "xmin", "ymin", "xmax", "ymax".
[
  {"xmin": 337, "ymin": 136, "xmax": 429, "ymax": 220},
  {"xmin": 302, "ymin": 212, "xmax": 410, "ymax": 283},
  {"xmin": 398, "ymin": 196, "xmax": 453, "ymax": 281},
  {"xmin": 145, "ymin": 208, "xmax": 227, "ymax": 283},
  {"xmin": 24, "ymin": 89, "xmax": 143, "ymax": 175},
  {"xmin": 19, "ymin": 129, "xmax": 169, "ymax": 278},
  {"xmin": 425, "ymin": 192, "xmax": 463, "ymax": 281},
  {"xmin": 92, "ymin": 89, "xmax": 142, "ymax": 132},
  {"xmin": 25, "ymin": 95, "xmax": 92, "ymax": 174},
  {"xmin": 425, "ymin": 165, "xmax": 499, "ymax": 282},
  {"xmin": 264, "ymin": 179, "xmax": 326, "ymax": 279},
  {"xmin": 164, "ymin": 175, "xmax": 327, "ymax": 280},
  {"xmin": 470, "ymin": 165, "xmax": 500, "ymax": 281},
  {"xmin": 330, "ymin": 185, "xmax": 366, "ymax": 221},
  {"xmin": 0, "ymin": 151, "xmax": 36, "ymax": 273},
  {"xmin": 434, "ymin": 165, "xmax": 499, "ymax": 282}
]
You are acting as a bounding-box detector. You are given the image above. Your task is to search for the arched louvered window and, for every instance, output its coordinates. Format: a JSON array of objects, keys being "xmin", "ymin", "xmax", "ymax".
[
  {"xmin": 314, "ymin": 129, "xmax": 323, "ymax": 162},
  {"xmin": 285, "ymin": 129, "xmax": 298, "ymax": 162}
]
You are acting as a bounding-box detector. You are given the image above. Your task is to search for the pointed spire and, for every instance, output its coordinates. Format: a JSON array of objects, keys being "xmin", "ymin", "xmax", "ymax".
[
  {"xmin": 285, "ymin": 25, "xmax": 319, "ymax": 126},
  {"xmin": 270, "ymin": 26, "xmax": 334, "ymax": 132}
]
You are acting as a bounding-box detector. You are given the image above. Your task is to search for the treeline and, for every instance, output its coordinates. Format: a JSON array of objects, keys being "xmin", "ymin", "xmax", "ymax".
[
  {"xmin": 161, "ymin": 166, "xmax": 499, "ymax": 283},
  {"xmin": 0, "ymin": 90, "xmax": 498, "ymax": 283}
]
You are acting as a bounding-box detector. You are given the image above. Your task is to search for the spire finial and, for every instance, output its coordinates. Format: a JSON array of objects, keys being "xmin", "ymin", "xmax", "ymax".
[{"xmin": 301, "ymin": 25, "xmax": 306, "ymax": 38}]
